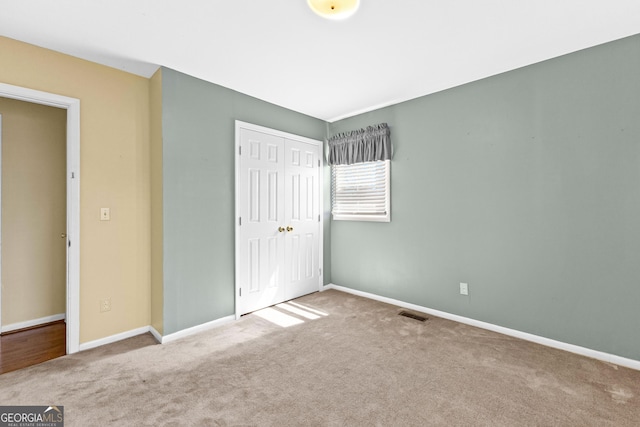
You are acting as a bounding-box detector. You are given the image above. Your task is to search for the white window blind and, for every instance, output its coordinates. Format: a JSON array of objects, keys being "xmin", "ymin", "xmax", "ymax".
[{"xmin": 331, "ymin": 160, "xmax": 390, "ymax": 222}]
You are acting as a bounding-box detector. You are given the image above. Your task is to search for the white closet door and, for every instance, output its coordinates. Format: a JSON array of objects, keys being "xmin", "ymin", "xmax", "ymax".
[
  {"xmin": 236, "ymin": 123, "xmax": 321, "ymax": 316},
  {"xmin": 283, "ymin": 138, "xmax": 320, "ymax": 301},
  {"xmin": 237, "ymin": 128, "xmax": 286, "ymax": 315}
]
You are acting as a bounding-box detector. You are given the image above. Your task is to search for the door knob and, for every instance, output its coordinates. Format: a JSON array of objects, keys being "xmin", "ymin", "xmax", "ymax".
[
  {"xmin": 286, "ymin": 226, "xmax": 294, "ymax": 232},
  {"xmin": 278, "ymin": 227, "xmax": 285, "ymax": 232},
  {"xmin": 61, "ymin": 233, "xmax": 67, "ymax": 239}
]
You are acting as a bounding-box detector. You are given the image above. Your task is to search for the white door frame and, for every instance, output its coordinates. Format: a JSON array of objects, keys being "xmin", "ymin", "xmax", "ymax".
[
  {"xmin": 0, "ymin": 82, "xmax": 81, "ymax": 354},
  {"xmin": 234, "ymin": 120, "xmax": 323, "ymax": 319}
]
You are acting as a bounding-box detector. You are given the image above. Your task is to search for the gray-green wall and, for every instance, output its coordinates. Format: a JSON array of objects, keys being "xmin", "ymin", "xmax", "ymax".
[
  {"xmin": 161, "ymin": 68, "xmax": 328, "ymax": 334},
  {"xmin": 329, "ymin": 34, "xmax": 640, "ymax": 361}
]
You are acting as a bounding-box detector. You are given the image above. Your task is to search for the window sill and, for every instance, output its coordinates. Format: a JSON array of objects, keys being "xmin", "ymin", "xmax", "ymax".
[{"xmin": 331, "ymin": 214, "xmax": 390, "ymax": 222}]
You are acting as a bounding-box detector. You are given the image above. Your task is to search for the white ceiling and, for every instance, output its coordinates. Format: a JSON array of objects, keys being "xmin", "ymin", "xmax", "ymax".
[{"xmin": 2, "ymin": 1, "xmax": 639, "ymax": 122}]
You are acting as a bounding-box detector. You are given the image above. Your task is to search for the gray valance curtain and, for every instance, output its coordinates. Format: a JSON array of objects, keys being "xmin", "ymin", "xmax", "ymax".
[{"xmin": 328, "ymin": 123, "xmax": 391, "ymax": 165}]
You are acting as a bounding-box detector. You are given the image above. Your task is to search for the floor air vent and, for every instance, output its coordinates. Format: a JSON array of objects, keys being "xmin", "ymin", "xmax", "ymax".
[{"xmin": 398, "ymin": 311, "xmax": 428, "ymax": 322}]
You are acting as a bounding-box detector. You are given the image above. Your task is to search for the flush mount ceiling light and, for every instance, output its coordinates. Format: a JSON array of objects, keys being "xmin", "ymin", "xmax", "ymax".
[{"xmin": 307, "ymin": 0, "xmax": 360, "ymax": 20}]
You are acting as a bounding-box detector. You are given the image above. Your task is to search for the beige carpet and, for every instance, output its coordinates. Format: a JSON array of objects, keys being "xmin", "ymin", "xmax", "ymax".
[{"xmin": 1, "ymin": 289, "xmax": 639, "ymax": 426}]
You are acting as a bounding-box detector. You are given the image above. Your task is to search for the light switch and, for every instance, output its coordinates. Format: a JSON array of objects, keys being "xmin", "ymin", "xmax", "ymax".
[{"xmin": 100, "ymin": 207, "xmax": 110, "ymax": 221}]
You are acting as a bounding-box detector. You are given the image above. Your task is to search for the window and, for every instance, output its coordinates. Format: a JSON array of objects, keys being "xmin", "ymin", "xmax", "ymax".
[
  {"xmin": 328, "ymin": 122, "xmax": 391, "ymax": 222},
  {"xmin": 331, "ymin": 160, "xmax": 390, "ymax": 222}
]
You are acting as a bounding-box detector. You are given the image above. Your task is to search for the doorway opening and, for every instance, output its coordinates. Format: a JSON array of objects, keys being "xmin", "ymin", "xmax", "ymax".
[{"xmin": 0, "ymin": 82, "xmax": 80, "ymax": 357}]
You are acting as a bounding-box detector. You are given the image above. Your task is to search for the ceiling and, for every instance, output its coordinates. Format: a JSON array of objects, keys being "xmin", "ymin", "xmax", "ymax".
[{"xmin": 2, "ymin": 1, "xmax": 639, "ymax": 122}]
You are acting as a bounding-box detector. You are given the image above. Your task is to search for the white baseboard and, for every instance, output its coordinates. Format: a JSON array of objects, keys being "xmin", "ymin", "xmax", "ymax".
[
  {"xmin": 76, "ymin": 315, "xmax": 236, "ymax": 351},
  {"xmin": 159, "ymin": 315, "xmax": 236, "ymax": 344},
  {"xmin": 78, "ymin": 326, "xmax": 151, "ymax": 352},
  {"xmin": 149, "ymin": 325, "xmax": 163, "ymax": 343},
  {"xmin": 1, "ymin": 313, "xmax": 66, "ymax": 334},
  {"xmin": 324, "ymin": 284, "xmax": 640, "ymax": 371}
]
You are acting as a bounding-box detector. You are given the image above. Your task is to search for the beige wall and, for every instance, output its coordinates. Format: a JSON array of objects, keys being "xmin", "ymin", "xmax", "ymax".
[
  {"xmin": 0, "ymin": 98, "xmax": 67, "ymax": 326},
  {"xmin": 149, "ymin": 68, "xmax": 163, "ymax": 334},
  {"xmin": 0, "ymin": 36, "xmax": 151, "ymax": 343}
]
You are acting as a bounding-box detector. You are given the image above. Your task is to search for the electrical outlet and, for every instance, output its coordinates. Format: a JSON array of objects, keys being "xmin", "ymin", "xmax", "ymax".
[
  {"xmin": 460, "ymin": 283, "xmax": 469, "ymax": 296},
  {"xmin": 100, "ymin": 298, "xmax": 111, "ymax": 312}
]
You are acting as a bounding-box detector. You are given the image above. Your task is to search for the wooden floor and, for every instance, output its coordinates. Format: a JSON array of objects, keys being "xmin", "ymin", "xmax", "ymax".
[{"xmin": 0, "ymin": 320, "xmax": 66, "ymax": 374}]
